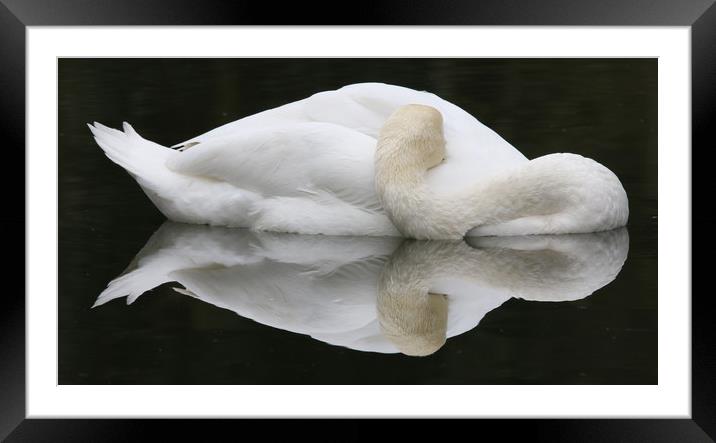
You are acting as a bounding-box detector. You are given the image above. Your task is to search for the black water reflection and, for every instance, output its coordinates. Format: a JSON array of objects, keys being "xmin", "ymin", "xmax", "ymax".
[
  {"xmin": 59, "ymin": 59, "xmax": 656, "ymax": 384},
  {"xmin": 94, "ymin": 223, "xmax": 629, "ymax": 357}
]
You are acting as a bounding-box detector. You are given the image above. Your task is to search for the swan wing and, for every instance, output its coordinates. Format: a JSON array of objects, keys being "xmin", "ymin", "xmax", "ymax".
[
  {"xmin": 173, "ymin": 82, "xmax": 521, "ymax": 148},
  {"xmin": 174, "ymin": 83, "xmax": 486, "ymax": 141},
  {"xmin": 171, "ymin": 83, "xmax": 412, "ymax": 147},
  {"xmin": 166, "ymin": 121, "xmax": 382, "ymax": 211}
]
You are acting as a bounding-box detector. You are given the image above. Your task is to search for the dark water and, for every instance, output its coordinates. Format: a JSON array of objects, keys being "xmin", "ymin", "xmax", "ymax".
[{"xmin": 58, "ymin": 59, "xmax": 657, "ymax": 384}]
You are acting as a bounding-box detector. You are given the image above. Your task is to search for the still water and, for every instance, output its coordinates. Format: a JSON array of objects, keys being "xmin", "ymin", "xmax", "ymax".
[{"xmin": 59, "ymin": 59, "xmax": 656, "ymax": 384}]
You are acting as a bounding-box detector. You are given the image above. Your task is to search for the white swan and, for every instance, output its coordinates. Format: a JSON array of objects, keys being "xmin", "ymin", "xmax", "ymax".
[
  {"xmin": 375, "ymin": 105, "xmax": 629, "ymax": 239},
  {"xmin": 88, "ymin": 83, "xmax": 531, "ymax": 236},
  {"xmin": 94, "ymin": 222, "xmax": 629, "ymax": 356}
]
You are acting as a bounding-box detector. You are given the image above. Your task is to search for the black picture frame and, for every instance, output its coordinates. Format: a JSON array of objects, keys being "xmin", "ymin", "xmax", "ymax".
[{"xmin": 3, "ymin": 0, "xmax": 710, "ymax": 440}]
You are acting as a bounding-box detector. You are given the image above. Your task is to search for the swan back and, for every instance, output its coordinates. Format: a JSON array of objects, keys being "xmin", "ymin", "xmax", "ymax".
[{"xmin": 174, "ymin": 83, "xmax": 529, "ymax": 192}]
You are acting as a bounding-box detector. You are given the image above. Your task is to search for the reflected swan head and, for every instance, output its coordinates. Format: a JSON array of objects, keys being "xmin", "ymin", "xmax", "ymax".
[
  {"xmin": 376, "ymin": 104, "xmax": 446, "ymax": 172},
  {"xmin": 378, "ymin": 291, "xmax": 448, "ymax": 357},
  {"xmin": 376, "ymin": 239, "xmax": 457, "ymax": 356}
]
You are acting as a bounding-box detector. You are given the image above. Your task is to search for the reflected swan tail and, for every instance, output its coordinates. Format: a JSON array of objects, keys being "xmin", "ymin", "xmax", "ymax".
[{"xmin": 92, "ymin": 268, "xmax": 165, "ymax": 308}]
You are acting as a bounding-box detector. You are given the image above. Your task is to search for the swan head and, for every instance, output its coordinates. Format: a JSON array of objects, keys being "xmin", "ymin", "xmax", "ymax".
[
  {"xmin": 375, "ymin": 104, "xmax": 452, "ymax": 239},
  {"xmin": 376, "ymin": 104, "xmax": 447, "ymax": 173},
  {"xmin": 377, "ymin": 291, "xmax": 448, "ymax": 357}
]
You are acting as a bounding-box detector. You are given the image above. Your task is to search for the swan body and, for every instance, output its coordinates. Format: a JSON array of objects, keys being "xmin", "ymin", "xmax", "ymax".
[
  {"xmin": 90, "ymin": 83, "xmax": 627, "ymax": 238},
  {"xmin": 94, "ymin": 222, "xmax": 629, "ymax": 356},
  {"xmin": 375, "ymin": 105, "xmax": 629, "ymax": 239},
  {"xmin": 89, "ymin": 83, "xmax": 529, "ymax": 236}
]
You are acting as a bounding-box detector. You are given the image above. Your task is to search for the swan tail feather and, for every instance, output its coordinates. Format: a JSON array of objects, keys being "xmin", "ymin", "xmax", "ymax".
[{"xmin": 88, "ymin": 122, "xmax": 176, "ymax": 190}]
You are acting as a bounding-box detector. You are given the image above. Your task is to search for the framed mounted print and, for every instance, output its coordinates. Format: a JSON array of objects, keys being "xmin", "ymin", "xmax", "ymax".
[{"xmin": 4, "ymin": 0, "xmax": 711, "ymax": 440}]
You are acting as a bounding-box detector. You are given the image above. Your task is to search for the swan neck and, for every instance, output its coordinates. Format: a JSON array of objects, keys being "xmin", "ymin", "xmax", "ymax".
[{"xmin": 375, "ymin": 154, "xmax": 438, "ymax": 237}]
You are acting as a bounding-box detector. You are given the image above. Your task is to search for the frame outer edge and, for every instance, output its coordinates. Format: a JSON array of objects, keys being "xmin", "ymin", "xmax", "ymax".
[
  {"xmin": 0, "ymin": 0, "xmax": 715, "ymax": 25},
  {"xmin": 6, "ymin": 0, "xmax": 714, "ymax": 440},
  {"xmin": 692, "ymin": 1, "xmax": 716, "ymax": 441},
  {"xmin": 0, "ymin": 0, "xmax": 27, "ymax": 441}
]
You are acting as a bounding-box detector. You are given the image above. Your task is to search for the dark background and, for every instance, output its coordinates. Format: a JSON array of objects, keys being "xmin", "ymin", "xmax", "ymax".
[{"xmin": 58, "ymin": 58, "xmax": 657, "ymax": 384}]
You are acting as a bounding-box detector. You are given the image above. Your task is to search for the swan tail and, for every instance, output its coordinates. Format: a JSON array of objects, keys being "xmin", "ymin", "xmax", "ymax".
[{"xmin": 88, "ymin": 122, "xmax": 176, "ymax": 190}]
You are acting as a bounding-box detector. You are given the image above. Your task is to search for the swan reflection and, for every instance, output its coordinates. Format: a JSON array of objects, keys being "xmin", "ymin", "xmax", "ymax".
[{"xmin": 95, "ymin": 223, "xmax": 629, "ymax": 356}]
